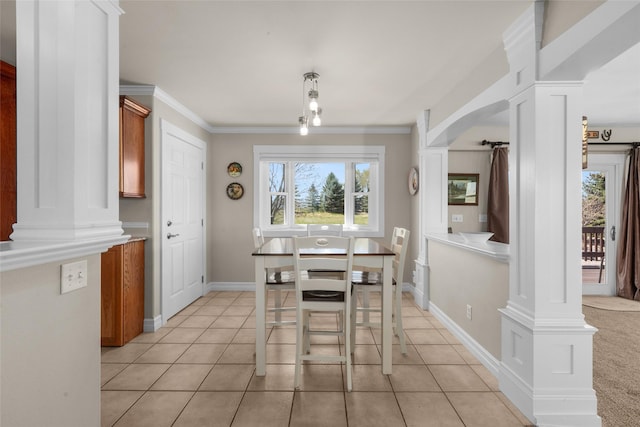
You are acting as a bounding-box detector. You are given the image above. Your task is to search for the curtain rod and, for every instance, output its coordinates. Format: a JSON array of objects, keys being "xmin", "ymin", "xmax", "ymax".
[
  {"xmin": 588, "ymin": 142, "xmax": 639, "ymax": 147},
  {"xmin": 480, "ymin": 139, "xmax": 510, "ymax": 148},
  {"xmin": 480, "ymin": 140, "xmax": 639, "ymax": 148}
]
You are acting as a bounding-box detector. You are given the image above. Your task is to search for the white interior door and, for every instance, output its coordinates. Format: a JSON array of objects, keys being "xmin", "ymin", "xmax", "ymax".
[
  {"xmin": 582, "ymin": 154, "xmax": 624, "ymax": 295},
  {"xmin": 161, "ymin": 120, "xmax": 206, "ymax": 321}
]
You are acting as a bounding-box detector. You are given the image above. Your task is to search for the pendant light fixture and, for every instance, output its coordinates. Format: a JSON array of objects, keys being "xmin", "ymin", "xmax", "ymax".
[{"xmin": 298, "ymin": 71, "xmax": 321, "ymax": 135}]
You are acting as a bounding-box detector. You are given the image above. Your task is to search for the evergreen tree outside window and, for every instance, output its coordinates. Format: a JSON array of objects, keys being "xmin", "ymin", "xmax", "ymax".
[
  {"xmin": 321, "ymin": 172, "xmax": 345, "ymax": 217},
  {"xmin": 582, "ymin": 171, "xmax": 605, "ymax": 226},
  {"xmin": 307, "ymin": 183, "xmax": 320, "ymax": 212}
]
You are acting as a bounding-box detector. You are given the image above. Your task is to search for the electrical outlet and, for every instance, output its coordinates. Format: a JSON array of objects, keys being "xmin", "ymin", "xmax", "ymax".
[
  {"xmin": 452, "ymin": 214, "xmax": 463, "ymax": 223},
  {"xmin": 61, "ymin": 260, "xmax": 88, "ymax": 294},
  {"xmin": 466, "ymin": 304, "xmax": 472, "ymax": 320}
]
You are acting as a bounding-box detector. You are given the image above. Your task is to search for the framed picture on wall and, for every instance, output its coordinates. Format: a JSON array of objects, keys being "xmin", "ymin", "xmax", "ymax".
[{"xmin": 448, "ymin": 173, "xmax": 479, "ymax": 206}]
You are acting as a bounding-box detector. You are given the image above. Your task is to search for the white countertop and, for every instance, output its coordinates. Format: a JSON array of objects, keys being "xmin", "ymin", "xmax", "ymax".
[
  {"xmin": 0, "ymin": 235, "xmax": 131, "ymax": 272},
  {"xmin": 426, "ymin": 232, "xmax": 510, "ymax": 263}
]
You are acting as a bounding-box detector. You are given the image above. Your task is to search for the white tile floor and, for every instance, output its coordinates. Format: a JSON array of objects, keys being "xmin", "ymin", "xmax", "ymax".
[{"xmin": 101, "ymin": 290, "xmax": 533, "ymax": 427}]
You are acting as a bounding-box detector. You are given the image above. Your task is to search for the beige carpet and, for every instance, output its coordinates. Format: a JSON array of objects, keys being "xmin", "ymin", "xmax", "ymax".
[
  {"xmin": 583, "ymin": 305, "xmax": 640, "ymax": 427},
  {"xmin": 582, "ymin": 295, "xmax": 640, "ymax": 311}
]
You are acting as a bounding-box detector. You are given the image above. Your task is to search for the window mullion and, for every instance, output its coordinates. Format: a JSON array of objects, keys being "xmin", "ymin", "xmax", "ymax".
[
  {"xmin": 369, "ymin": 162, "xmax": 378, "ymax": 228},
  {"xmin": 344, "ymin": 162, "xmax": 354, "ymax": 227},
  {"xmin": 262, "ymin": 162, "xmax": 271, "ymax": 229},
  {"xmin": 286, "ymin": 161, "xmax": 296, "ymax": 226}
]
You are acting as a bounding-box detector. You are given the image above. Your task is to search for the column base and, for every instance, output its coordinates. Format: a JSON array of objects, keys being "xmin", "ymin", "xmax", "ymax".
[
  {"xmin": 499, "ymin": 306, "xmax": 601, "ymax": 427},
  {"xmin": 412, "ymin": 259, "xmax": 429, "ymax": 310}
]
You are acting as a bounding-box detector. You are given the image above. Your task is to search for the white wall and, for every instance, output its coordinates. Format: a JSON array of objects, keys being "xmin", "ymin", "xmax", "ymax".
[
  {"xmin": 1, "ymin": 255, "xmax": 102, "ymax": 427},
  {"xmin": 409, "ymin": 125, "xmax": 421, "ymax": 286},
  {"xmin": 447, "ymin": 151, "xmax": 492, "ymax": 233},
  {"xmin": 428, "ymin": 240, "xmax": 508, "ymax": 359},
  {"xmin": 447, "ymin": 125, "xmax": 510, "ymax": 233},
  {"xmin": 208, "ymin": 133, "xmax": 413, "ymax": 285}
]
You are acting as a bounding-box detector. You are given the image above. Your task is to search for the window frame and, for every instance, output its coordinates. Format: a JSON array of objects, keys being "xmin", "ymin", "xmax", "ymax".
[{"xmin": 253, "ymin": 145, "xmax": 385, "ymax": 237}]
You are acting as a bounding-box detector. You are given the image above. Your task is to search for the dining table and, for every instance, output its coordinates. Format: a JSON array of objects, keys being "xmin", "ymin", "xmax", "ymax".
[{"xmin": 252, "ymin": 236, "xmax": 395, "ymax": 376}]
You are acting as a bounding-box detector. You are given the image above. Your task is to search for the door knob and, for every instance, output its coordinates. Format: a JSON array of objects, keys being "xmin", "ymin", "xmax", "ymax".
[{"xmin": 167, "ymin": 233, "xmax": 180, "ymax": 239}]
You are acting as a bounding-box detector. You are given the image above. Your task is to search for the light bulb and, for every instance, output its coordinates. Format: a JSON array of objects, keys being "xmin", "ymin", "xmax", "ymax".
[
  {"xmin": 312, "ymin": 112, "xmax": 321, "ymax": 126},
  {"xmin": 308, "ymin": 90, "xmax": 319, "ymax": 112},
  {"xmin": 299, "ymin": 116, "xmax": 309, "ymax": 135}
]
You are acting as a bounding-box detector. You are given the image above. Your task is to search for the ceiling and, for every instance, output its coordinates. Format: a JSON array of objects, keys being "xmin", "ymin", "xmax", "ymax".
[
  {"xmin": 118, "ymin": 1, "xmax": 640, "ymax": 130},
  {"xmin": 1, "ymin": 1, "xmax": 638, "ymax": 129},
  {"xmin": 119, "ymin": 0, "xmax": 533, "ymax": 129}
]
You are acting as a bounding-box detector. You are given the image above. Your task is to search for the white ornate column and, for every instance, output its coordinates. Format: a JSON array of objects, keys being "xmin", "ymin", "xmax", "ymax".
[
  {"xmin": 498, "ymin": 4, "xmax": 600, "ymax": 426},
  {"xmin": 413, "ymin": 111, "xmax": 448, "ymax": 310},
  {"xmin": 10, "ymin": 0, "xmax": 124, "ymax": 243}
]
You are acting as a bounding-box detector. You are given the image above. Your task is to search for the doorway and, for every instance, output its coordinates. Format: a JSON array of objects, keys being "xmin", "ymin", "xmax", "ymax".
[
  {"xmin": 161, "ymin": 120, "xmax": 206, "ymax": 321},
  {"xmin": 582, "ymin": 154, "xmax": 625, "ymax": 295}
]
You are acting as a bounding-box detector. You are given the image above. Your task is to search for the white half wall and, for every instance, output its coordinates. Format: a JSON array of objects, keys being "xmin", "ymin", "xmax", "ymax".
[{"xmin": 1, "ymin": 255, "xmax": 102, "ymax": 426}]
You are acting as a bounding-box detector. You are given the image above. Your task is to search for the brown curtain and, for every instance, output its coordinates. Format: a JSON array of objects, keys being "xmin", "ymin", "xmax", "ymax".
[
  {"xmin": 487, "ymin": 146, "xmax": 509, "ymax": 243},
  {"xmin": 616, "ymin": 146, "xmax": 640, "ymax": 300}
]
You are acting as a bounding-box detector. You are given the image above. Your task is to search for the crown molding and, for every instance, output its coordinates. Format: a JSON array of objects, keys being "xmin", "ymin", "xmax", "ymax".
[
  {"xmin": 210, "ymin": 126, "xmax": 412, "ymax": 135},
  {"xmin": 120, "ymin": 85, "xmax": 215, "ymax": 133},
  {"xmin": 120, "ymin": 84, "xmax": 412, "ymax": 136}
]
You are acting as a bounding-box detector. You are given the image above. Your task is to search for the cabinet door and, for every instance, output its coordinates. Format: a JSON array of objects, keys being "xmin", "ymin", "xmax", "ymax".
[
  {"xmin": 119, "ymin": 96, "xmax": 150, "ymax": 198},
  {"xmin": 0, "ymin": 61, "xmax": 16, "ymax": 241},
  {"xmin": 101, "ymin": 245, "xmax": 124, "ymax": 346},
  {"xmin": 123, "ymin": 240, "xmax": 145, "ymax": 343}
]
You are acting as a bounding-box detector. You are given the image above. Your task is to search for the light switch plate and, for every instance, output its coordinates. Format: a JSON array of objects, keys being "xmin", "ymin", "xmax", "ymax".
[
  {"xmin": 479, "ymin": 214, "xmax": 487, "ymax": 223},
  {"xmin": 61, "ymin": 260, "xmax": 88, "ymax": 294},
  {"xmin": 452, "ymin": 214, "xmax": 463, "ymax": 223}
]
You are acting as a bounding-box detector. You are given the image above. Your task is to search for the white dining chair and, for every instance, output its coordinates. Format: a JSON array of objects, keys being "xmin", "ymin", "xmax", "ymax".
[
  {"xmin": 351, "ymin": 227, "xmax": 410, "ymax": 354},
  {"xmin": 306, "ymin": 224, "xmax": 343, "ymax": 236},
  {"xmin": 305, "ymin": 223, "xmax": 345, "ymax": 277},
  {"xmin": 252, "ymin": 227, "xmax": 296, "ymax": 326},
  {"xmin": 293, "ymin": 235, "xmax": 355, "ymax": 391}
]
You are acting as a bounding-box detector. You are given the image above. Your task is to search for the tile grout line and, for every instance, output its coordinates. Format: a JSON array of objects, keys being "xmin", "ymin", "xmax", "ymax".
[{"xmin": 102, "ymin": 291, "xmax": 530, "ymax": 426}]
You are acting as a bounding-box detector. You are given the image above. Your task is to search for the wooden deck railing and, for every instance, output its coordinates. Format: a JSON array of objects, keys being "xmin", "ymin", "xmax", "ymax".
[{"xmin": 582, "ymin": 226, "xmax": 605, "ymax": 283}]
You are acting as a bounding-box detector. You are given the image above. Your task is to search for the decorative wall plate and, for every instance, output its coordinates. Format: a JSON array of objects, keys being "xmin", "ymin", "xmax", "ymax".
[
  {"xmin": 408, "ymin": 167, "xmax": 419, "ymax": 195},
  {"xmin": 227, "ymin": 162, "xmax": 242, "ymax": 177},
  {"xmin": 226, "ymin": 182, "xmax": 244, "ymax": 200}
]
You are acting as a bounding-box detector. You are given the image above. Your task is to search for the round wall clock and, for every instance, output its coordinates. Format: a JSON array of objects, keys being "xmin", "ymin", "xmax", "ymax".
[
  {"xmin": 226, "ymin": 182, "xmax": 244, "ymax": 200},
  {"xmin": 227, "ymin": 162, "xmax": 242, "ymax": 177},
  {"xmin": 408, "ymin": 167, "xmax": 419, "ymax": 195}
]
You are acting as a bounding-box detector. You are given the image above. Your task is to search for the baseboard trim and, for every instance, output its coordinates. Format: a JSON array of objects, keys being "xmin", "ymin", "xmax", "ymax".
[
  {"xmin": 428, "ymin": 302, "xmax": 500, "ymax": 376},
  {"xmin": 407, "ymin": 284, "xmax": 428, "ymax": 310},
  {"xmin": 143, "ymin": 315, "xmax": 162, "ymax": 332},
  {"xmin": 206, "ymin": 282, "xmax": 256, "ymax": 293}
]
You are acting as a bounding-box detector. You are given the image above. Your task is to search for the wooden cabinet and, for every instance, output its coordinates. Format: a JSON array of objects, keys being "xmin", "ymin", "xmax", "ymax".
[
  {"xmin": 101, "ymin": 239, "xmax": 145, "ymax": 346},
  {"xmin": 119, "ymin": 96, "xmax": 150, "ymax": 198},
  {"xmin": 0, "ymin": 61, "xmax": 16, "ymax": 241}
]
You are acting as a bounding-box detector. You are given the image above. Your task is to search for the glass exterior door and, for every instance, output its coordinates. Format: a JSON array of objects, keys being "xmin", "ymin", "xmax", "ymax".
[{"xmin": 582, "ymin": 155, "xmax": 624, "ymax": 295}]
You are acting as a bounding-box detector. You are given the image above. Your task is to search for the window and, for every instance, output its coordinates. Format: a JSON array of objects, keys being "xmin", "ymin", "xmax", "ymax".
[{"xmin": 254, "ymin": 145, "xmax": 385, "ymax": 236}]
